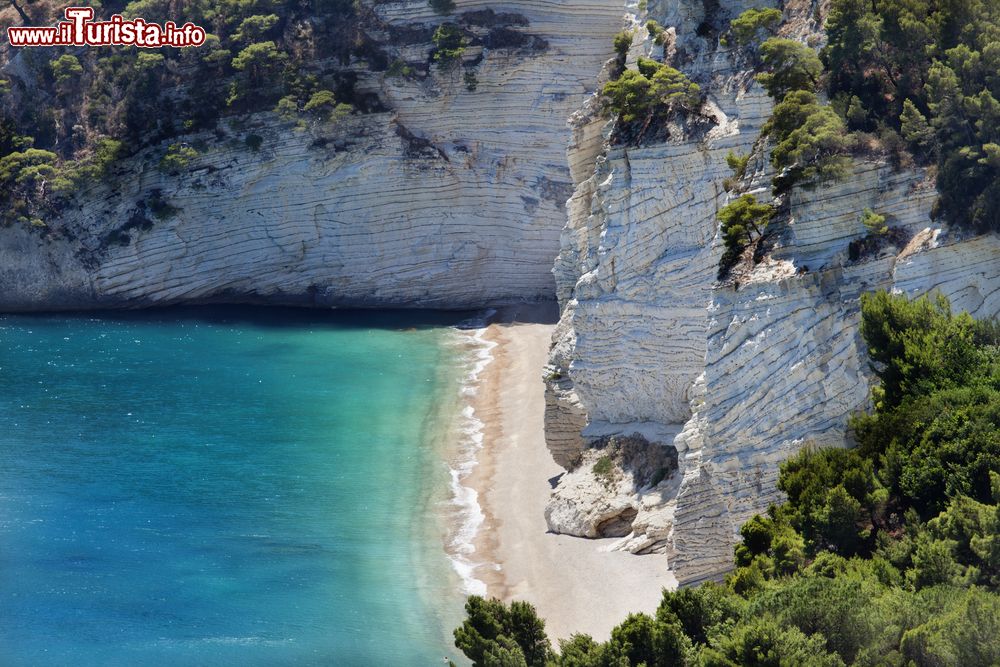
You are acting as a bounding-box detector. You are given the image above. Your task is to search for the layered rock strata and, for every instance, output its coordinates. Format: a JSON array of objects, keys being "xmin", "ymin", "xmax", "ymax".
[
  {"xmin": 0, "ymin": 0, "xmax": 625, "ymax": 310},
  {"xmin": 544, "ymin": 0, "xmax": 1000, "ymax": 583}
]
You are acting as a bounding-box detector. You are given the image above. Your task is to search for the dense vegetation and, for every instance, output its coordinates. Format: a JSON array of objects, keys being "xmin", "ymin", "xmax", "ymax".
[
  {"xmin": 716, "ymin": 0, "xmax": 998, "ymax": 277},
  {"xmin": 453, "ymin": 292, "xmax": 1000, "ymax": 666},
  {"xmin": 0, "ymin": 0, "xmax": 374, "ymax": 226},
  {"xmin": 822, "ymin": 0, "xmax": 1000, "ymax": 230}
]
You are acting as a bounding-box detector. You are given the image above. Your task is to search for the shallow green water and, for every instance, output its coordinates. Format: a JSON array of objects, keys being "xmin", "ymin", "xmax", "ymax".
[{"xmin": 0, "ymin": 307, "xmax": 469, "ymax": 666}]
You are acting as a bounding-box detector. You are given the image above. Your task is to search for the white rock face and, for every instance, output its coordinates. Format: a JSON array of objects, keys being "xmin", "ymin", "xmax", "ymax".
[
  {"xmin": 545, "ymin": 0, "xmax": 1000, "ymax": 584},
  {"xmin": 0, "ymin": 0, "xmax": 626, "ymax": 310},
  {"xmin": 545, "ymin": 434, "xmax": 681, "ymax": 541}
]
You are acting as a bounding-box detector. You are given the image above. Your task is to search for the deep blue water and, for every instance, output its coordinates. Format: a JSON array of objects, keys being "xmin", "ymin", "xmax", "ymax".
[{"xmin": 0, "ymin": 308, "xmax": 468, "ymax": 666}]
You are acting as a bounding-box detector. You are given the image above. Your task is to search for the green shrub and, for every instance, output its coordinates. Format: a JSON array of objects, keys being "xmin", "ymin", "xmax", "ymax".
[
  {"xmin": 603, "ymin": 70, "xmax": 653, "ymax": 123},
  {"xmin": 386, "ymin": 59, "xmax": 413, "ymax": 78},
  {"xmin": 725, "ymin": 150, "xmax": 750, "ymax": 178},
  {"xmin": 646, "ymin": 20, "xmax": 667, "ymax": 45},
  {"xmin": 432, "ymin": 24, "xmax": 466, "ymax": 68},
  {"xmin": 729, "ymin": 7, "xmax": 782, "ymax": 46},
  {"xmin": 303, "ymin": 90, "xmax": 352, "ymax": 121},
  {"xmin": 229, "ymin": 41, "xmax": 287, "ymax": 106},
  {"xmin": 73, "ymin": 138, "xmax": 123, "ymax": 182},
  {"xmin": 657, "ymin": 582, "xmax": 746, "ymax": 646},
  {"xmin": 723, "ymin": 150, "xmax": 751, "ymax": 191},
  {"xmin": 159, "ymin": 143, "xmax": 199, "ymax": 173},
  {"xmin": 606, "ymin": 612, "xmax": 690, "ymax": 667},
  {"xmin": 303, "ymin": 89, "xmax": 335, "ymax": 111},
  {"xmin": 49, "ymin": 54, "xmax": 83, "ymax": 88},
  {"xmin": 593, "ymin": 455, "xmax": 614, "ymax": 483},
  {"xmin": 613, "ymin": 30, "xmax": 633, "ymax": 60},
  {"xmin": 463, "ymin": 70, "xmax": 478, "ymax": 91},
  {"xmin": 274, "ymin": 96, "xmax": 299, "ymax": 119},
  {"xmin": 860, "ymin": 208, "xmax": 887, "ymax": 235},
  {"xmin": 602, "ymin": 59, "xmax": 701, "ymax": 127},
  {"xmin": 0, "ymin": 148, "xmax": 61, "ymax": 190},
  {"xmin": 855, "ymin": 291, "xmax": 985, "ymax": 410},
  {"xmin": 899, "ymin": 588, "xmax": 1000, "ymax": 666},
  {"xmin": 899, "ymin": 99, "xmax": 935, "ymax": 155},
  {"xmin": 763, "ymin": 90, "xmax": 853, "ymax": 191},
  {"xmin": 231, "ymin": 41, "xmax": 285, "ymax": 77},
  {"xmin": 648, "ymin": 61, "xmax": 701, "ymax": 111},
  {"xmin": 453, "ymin": 596, "xmax": 552, "ymax": 667},
  {"xmin": 699, "ymin": 617, "xmax": 844, "ymax": 667},
  {"xmin": 232, "ymin": 14, "xmax": 279, "ymax": 42}
]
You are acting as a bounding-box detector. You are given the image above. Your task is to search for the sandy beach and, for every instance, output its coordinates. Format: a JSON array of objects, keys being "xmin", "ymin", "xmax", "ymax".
[{"xmin": 461, "ymin": 303, "xmax": 677, "ymax": 644}]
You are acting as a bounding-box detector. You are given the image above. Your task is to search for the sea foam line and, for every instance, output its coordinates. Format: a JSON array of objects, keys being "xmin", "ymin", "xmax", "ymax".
[{"xmin": 444, "ymin": 309, "xmax": 498, "ymax": 596}]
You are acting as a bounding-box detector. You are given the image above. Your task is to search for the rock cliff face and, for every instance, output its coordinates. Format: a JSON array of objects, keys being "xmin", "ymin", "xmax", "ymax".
[
  {"xmin": 0, "ymin": 0, "xmax": 624, "ymax": 310},
  {"xmin": 5, "ymin": 0, "xmax": 1000, "ymax": 586},
  {"xmin": 544, "ymin": 0, "xmax": 1000, "ymax": 583}
]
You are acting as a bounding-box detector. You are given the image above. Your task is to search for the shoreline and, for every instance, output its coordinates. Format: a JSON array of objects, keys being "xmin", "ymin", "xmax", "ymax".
[
  {"xmin": 442, "ymin": 312, "xmax": 497, "ymax": 599},
  {"xmin": 448, "ymin": 303, "xmax": 677, "ymax": 644}
]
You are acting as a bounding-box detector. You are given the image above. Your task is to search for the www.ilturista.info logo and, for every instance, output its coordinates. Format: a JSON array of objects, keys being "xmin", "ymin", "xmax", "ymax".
[{"xmin": 7, "ymin": 7, "xmax": 206, "ymax": 47}]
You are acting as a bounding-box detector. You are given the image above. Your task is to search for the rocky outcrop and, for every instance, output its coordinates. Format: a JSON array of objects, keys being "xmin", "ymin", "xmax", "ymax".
[
  {"xmin": 0, "ymin": 0, "xmax": 626, "ymax": 310},
  {"xmin": 545, "ymin": 434, "xmax": 680, "ymax": 539},
  {"xmin": 544, "ymin": 0, "xmax": 1000, "ymax": 584}
]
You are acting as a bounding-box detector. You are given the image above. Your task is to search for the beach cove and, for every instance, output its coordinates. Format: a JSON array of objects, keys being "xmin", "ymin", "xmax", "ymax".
[
  {"xmin": 0, "ymin": 304, "xmax": 677, "ymax": 665},
  {"xmin": 449, "ymin": 305, "xmax": 677, "ymax": 643}
]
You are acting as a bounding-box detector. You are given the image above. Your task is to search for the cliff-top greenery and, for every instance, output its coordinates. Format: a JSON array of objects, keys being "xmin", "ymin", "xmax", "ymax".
[
  {"xmin": 601, "ymin": 31, "xmax": 704, "ymax": 144},
  {"xmin": 453, "ymin": 291, "xmax": 1000, "ymax": 666},
  {"xmin": 0, "ymin": 0, "xmax": 369, "ymax": 227},
  {"xmin": 821, "ymin": 0, "xmax": 1000, "ymax": 231},
  {"xmin": 717, "ymin": 0, "xmax": 998, "ymax": 279},
  {"xmin": 746, "ymin": 0, "xmax": 996, "ymax": 221}
]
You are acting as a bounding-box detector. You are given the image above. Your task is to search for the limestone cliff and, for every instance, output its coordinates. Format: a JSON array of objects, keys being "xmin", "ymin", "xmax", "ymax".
[
  {"xmin": 6, "ymin": 0, "xmax": 1000, "ymax": 588},
  {"xmin": 0, "ymin": 0, "xmax": 623, "ymax": 310},
  {"xmin": 544, "ymin": 0, "xmax": 1000, "ymax": 583}
]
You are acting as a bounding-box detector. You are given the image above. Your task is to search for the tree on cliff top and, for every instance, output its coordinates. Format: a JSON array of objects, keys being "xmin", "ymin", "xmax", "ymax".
[
  {"xmin": 602, "ymin": 57, "xmax": 702, "ymax": 136},
  {"xmin": 763, "ymin": 90, "xmax": 853, "ymax": 193}
]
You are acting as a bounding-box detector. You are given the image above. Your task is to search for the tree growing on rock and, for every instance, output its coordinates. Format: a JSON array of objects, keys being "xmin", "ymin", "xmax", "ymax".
[
  {"xmin": 729, "ymin": 7, "xmax": 782, "ymax": 47},
  {"xmin": 644, "ymin": 59, "xmax": 702, "ymax": 113},
  {"xmin": 763, "ymin": 90, "xmax": 853, "ymax": 192},
  {"xmin": 717, "ymin": 194, "xmax": 775, "ymax": 278},
  {"xmin": 603, "ymin": 70, "xmax": 653, "ymax": 123},
  {"xmin": 229, "ymin": 41, "xmax": 287, "ymax": 107},
  {"xmin": 757, "ymin": 38, "xmax": 822, "ymax": 99},
  {"xmin": 603, "ymin": 58, "xmax": 702, "ymax": 130},
  {"xmin": 303, "ymin": 90, "xmax": 351, "ymax": 122}
]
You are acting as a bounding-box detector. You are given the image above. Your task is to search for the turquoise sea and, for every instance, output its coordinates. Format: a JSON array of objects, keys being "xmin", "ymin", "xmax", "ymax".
[{"xmin": 0, "ymin": 307, "xmax": 473, "ymax": 666}]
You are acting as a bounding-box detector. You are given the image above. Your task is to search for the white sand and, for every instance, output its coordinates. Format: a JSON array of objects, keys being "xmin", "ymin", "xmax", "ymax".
[{"xmin": 466, "ymin": 305, "xmax": 677, "ymax": 644}]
